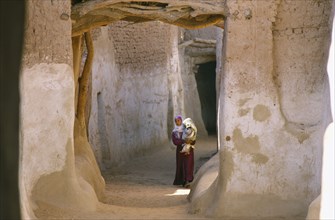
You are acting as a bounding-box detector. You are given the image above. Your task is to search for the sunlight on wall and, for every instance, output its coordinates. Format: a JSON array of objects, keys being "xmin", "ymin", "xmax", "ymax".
[
  {"xmin": 320, "ymin": 16, "xmax": 335, "ymax": 220},
  {"xmin": 327, "ymin": 18, "xmax": 334, "ymax": 120}
]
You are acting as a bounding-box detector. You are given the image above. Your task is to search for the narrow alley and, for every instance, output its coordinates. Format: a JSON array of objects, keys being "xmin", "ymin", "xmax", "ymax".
[{"xmin": 34, "ymin": 136, "xmax": 217, "ymax": 219}]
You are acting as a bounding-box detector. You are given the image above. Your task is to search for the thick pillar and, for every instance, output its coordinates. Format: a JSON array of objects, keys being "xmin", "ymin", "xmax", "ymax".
[
  {"xmin": 190, "ymin": 0, "xmax": 334, "ymax": 218},
  {"xmin": 20, "ymin": 1, "xmax": 99, "ymax": 218}
]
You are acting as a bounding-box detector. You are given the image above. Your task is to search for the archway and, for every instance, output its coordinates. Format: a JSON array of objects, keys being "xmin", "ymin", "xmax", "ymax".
[
  {"xmin": 71, "ymin": 1, "xmax": 225, "ymax": 172},
  {"xmin": 72, "ymin": 2, "xmax": 223, "ymax": 217}
]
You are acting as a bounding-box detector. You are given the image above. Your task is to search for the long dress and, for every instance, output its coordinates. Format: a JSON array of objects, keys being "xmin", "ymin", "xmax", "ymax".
[
  {"xmin": 183, "ymin": 147, "xmax": 194, "ymax": 183},
  {"xmin": 183, "ymin": 140, "xmax": 195, "ymax": 185},
  {"xmin": 172, "ymin": 130, "xmax": 184, "ymax": 185}
]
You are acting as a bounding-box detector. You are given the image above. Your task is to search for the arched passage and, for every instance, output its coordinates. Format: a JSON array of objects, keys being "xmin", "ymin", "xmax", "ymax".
[
  {"xmin": 69, "ymin": 1, "xmax": 223, "ymax": 216},
  {"xmin": 71, "ymin": 18, "xmax": 221, "ymax": 218},
  {"xmin": 71, "ymin": 0, "xmax": 225, "ymax": 170}
]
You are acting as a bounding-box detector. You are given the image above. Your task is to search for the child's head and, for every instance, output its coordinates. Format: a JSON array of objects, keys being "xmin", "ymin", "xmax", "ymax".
[{"xmin": 174, "ymin": 115, "xmax": 182, "ymax": 126}]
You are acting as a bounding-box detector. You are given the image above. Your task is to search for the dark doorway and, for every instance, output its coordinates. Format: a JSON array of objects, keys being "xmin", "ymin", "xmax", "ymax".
[{"xmin": 194, "ymin": 61, "xmax": 217, "ymax": 135}]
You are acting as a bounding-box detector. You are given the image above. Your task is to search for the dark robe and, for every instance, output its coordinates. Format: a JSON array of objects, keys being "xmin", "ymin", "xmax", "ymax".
[
  {"xmin": 183, "ymin": 147, "xmax": 194, "ymax": 183},
  {"xmin": 172, "ymin": 131, "xmax": 184, "ymax": 185},
  {"xmin": 172, "ymin": 132, "xmax": 195, "ymax": 185}
]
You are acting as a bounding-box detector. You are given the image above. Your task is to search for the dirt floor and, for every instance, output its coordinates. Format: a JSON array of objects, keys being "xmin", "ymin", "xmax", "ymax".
[{"xmin": 35, "ymin": 136, "xmax": 218, "ymax": 219}]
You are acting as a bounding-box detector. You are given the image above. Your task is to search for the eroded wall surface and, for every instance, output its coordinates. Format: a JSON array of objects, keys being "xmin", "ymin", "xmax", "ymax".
[
  {"xmin": 191, "ymin": 0, "xmax": 334, "ymax": 218},
  {"xmin": 20, "ymin": 1, "xmax": 99, "ymax": 218},
  {"xmin": 88, "ymin": 21, "xmax": 183, "ymax": 169}
]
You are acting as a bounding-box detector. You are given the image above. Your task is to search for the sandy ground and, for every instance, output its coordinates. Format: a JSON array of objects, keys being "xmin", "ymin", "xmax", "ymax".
[{"xmin": 35, "ymin": 136, "xmax": 218, "ymax": 219}]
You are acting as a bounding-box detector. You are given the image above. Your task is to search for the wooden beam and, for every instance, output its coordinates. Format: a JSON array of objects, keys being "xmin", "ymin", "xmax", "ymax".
[
  {"xmin": 77, "ymin": 31, "xmax": 94, "ymax": 132},
  {"xmin": 72, "ymin": 0, "xmax": 225, "ymax": 36}
]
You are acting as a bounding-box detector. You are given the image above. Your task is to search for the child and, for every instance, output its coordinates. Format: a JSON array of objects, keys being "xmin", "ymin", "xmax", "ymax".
[{"xmin": 180, "ymin": 118, "xmax": 197, "ymax": 154}]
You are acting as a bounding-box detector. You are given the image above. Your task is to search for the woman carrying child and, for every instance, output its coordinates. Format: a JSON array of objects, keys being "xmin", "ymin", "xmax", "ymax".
[{"xmin": 171, "ymin": 116, "xmax": 196, "ymax": 188}]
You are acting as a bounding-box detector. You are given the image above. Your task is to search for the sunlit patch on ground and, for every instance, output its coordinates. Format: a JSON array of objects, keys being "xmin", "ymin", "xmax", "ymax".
[{"xmin": 165, "ymin": 189, "xmax": 191, "ymax": 197}]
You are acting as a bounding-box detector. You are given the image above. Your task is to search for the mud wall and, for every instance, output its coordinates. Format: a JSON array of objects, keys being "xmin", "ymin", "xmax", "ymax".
[
  {"xmin": 20, "ymin": 1, "xmax": 100, "ymax": 218},
  {"xmin": 190, "ymin": 0, "xmax": 334, "ymax": 218},
  {"xmin": 183, "ymin": 26, "xmax": 219, "ymax": 41},
  {"xmin": 88, "ymin": 21, "xmax": 183, "ymax": 169}
]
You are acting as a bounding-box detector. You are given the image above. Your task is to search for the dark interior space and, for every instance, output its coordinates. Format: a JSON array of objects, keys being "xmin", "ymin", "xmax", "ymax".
[
  {"xmin": 0, "ymin": 1, "xmax": 25, "ymax": 219},
  {"xmin": 194, "ymin": 61, "xmax": 217, "ymax": 135}
]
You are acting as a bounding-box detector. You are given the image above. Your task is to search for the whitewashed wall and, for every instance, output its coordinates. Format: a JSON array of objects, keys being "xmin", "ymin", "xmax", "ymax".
[{"xmin": 89, "ymin": 22, "xmax": 183, "ymax": 169}]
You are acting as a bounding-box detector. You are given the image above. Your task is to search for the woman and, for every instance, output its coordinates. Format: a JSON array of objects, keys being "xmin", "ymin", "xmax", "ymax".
[
  {"xmin": 172, "ymin": 116, "xmax": 196, "ymax": 187},
  {"xmin": 172, "ymin": 115, "xmax": 185, "ymax": 186}
]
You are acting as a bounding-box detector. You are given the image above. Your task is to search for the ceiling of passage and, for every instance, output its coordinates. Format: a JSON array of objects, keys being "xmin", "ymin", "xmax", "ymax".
[{"xmin": 71, "ymin": 0, "xmax": 225, "ymax": 36}]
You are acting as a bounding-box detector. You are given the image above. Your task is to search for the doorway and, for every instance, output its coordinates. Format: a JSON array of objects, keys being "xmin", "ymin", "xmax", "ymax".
[{"xmin": 194, "ymin": 61, "xmax": 217, "ymax": 136}]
